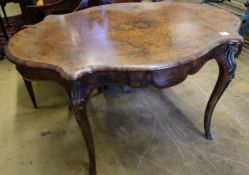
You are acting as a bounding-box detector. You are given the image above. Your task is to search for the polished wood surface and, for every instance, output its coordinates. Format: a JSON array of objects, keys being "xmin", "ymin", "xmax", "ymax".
[
  {"xmin": 7, "ymin": 2, "xmax": 242, "ymax": 80},
  {"xmin": 5, "ymin": 2, "xmax": 243, "ymax": 175}
]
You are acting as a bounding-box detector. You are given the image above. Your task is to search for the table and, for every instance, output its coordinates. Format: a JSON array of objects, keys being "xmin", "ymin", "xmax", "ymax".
[{"xmin": 5, "ymin": 2, "xmax": 243, "ymax": 175}]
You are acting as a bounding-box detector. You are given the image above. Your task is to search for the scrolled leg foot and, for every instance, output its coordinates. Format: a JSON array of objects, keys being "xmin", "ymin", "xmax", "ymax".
[
  {"xmin": 70, "ymin": 81, "xmax": 96, "ymax": 175},
  {"xmin": 204, "ymin": 43, "xmax": 239, "ymax": 140},
  {"xmin": 204, "ymin": 127, "xmax": 213, "ymax": 140},
  {"xmin": 90, "ymin": 165, "xmax": 97, "ymax": 175}
]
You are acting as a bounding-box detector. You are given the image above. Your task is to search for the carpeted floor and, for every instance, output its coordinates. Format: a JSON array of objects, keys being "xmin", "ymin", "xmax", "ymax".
[{"xmin": 0, "ymin": 15, "xmax": 24, "ymax": 59}]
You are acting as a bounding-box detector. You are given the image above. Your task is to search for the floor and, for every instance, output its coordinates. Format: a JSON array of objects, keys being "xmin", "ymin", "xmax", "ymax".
[{"xmin": 1, "ymin": 1, "xmax": 249, "ymax": 175}]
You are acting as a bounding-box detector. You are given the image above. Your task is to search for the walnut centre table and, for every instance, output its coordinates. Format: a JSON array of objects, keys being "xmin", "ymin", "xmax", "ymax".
[{"xmin": 6, "ymin": 2, "xmax": 243, "ymax": 175}]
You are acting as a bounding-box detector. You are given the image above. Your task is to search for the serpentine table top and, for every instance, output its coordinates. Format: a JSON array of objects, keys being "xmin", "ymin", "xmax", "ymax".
[
  {"xmin": 7, "ymin": 1, "xmax": 242, "ymax": 79},
  {"xmin": 5, "ymin": 1, "xmax": 243, "ymax": 175}
]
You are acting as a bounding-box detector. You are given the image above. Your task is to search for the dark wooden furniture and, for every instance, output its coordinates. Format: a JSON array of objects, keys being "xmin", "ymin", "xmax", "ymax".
[
  {"xmin": 0, "ymin": 0, "xmax": 16, "ymax": 26},
  {"xmin": 19, "ymin": 0, "xmax": 146, "ymax": 25},
  {"xmin": 0, "ymin": 0, "xmax": 21, "ymax": 44},
  {"xmin": 101, "ymin": 0, "xmax": 141, "ymax": 4},
  {"xmin": 6, "ymin": 2, "xmax": 243, "ymax": 175},
  {"xmin": 19, "ymin": 0, "xmax": 87, "ymax": 24},
  {"xmin": 0, "ymin": 13, "xmax": 8, "ymax": 40},
  {"xmin": 0, "ymin": 0, "xmax": 10, "ymax": 26},
  {"xmin": 0, "ymin": 0, "xmax": 19, "ymax": 26}
]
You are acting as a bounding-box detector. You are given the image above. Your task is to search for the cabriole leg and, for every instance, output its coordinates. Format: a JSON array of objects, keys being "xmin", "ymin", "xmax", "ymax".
[
  {"xmin": 204, "ymin": 43, "xmax": 238, "ymax": 140},
  {"xmin": 70, "ymin": 81, "xmax": 96, "ymax": 175}
]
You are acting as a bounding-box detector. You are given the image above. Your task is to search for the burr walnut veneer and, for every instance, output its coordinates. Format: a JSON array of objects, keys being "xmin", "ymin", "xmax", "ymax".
[{"xmin": 6, "ymin": 2, "xmax": 243, "ymax": 175}]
